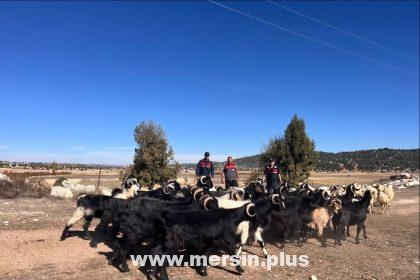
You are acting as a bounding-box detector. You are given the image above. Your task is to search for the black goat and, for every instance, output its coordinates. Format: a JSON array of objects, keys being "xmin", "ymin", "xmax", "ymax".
[
  {"xmin": 137, "ymin": 180, "xmax": 184, "ymax": 201},
  {"xmin": 89, "ymin": 194, "xmax": 219, "ymax": 249},
  {"xmin": 147, "ymin": 196, "xmax": 283, "ymax": 279},
  {"xmin": 332, "ymin": 190, "xmax": 372, "ymax": 245},
  {"xmin": 196, "ymin": 175, "xmax": 213, "ymax": 193},
  {"xmin": 244, "ymin": 180, "xmax": 266, "ymax": 202},
  {"xmin": 269, "ymin": 195, "xmax": 300, "ymax": 248},
  {"xmin": 60, "ymin": 177, "xmax": 140, "ymax": 241}
]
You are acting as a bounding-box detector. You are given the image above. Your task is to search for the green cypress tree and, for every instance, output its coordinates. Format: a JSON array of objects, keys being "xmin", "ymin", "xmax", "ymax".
[
  {"xmin": 126, "ymin": 120, "xmax": 180, "ymax": 187},
  {"xmin": 261, "ymin": 115, "xmax": 317, "ymax": 185}
]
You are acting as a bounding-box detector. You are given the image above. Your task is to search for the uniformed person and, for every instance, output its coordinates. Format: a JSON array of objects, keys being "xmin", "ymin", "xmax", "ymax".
[
  {"xmin": 221, "ymin": 156, "xmax": 239, "ymax": 190},
  {"xmin": 195, "ymin": 151, "xmax": 214, "ymax": 179},
  {"xmin": 264, "ymin": 158, "xmax": 282, "ymax": 193}
]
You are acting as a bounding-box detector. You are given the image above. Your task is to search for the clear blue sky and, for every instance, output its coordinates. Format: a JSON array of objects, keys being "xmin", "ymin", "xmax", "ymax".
[{"xmin": 0, "ymin": 1, "xmax": 418, "ymax": 164}]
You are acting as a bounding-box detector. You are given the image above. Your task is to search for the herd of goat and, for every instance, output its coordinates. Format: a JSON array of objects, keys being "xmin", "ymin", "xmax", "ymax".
[{"xmin": 59, "ymin": 176, "xmax": 395, "ymax": 279}]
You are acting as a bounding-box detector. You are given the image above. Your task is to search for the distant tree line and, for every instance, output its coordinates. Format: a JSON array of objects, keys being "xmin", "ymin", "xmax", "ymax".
[
  {"xmin": 184, "ymin": 148, "xmax": 419, "ymax": 172},
  {"xmin": 0, "ymin": 161, "xmax": 121, "ymax": 171}
]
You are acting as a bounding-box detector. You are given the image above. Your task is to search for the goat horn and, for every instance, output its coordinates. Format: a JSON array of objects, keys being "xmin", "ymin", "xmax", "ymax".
[
  {"xmin": 306, "ymin": 189, "xmax": 313, "ymax": 199},
  {"xmin": 281, "ymin": 186, "xmax": 289, "ymax": 195},
  {"xmin": 202, "ymin": 196, "xmax": 214, "ymax": 210},
  {"xmin": 163, "ymin": 186, "xmax": 171, "ymax": 195},
  {"xmin": 200, "ymin": 176, "xmax": 207, "ymax": 185},
  {"xmin": 245, "ymin": 203, "xmax": 256, "ymax": 217},
  {"xmin": 193, "ymin": 188, "xmax": 204, "ymax": 201},
  {"xmin": 232, "ymin": 191, "xmax": 239, "ymax": 201},
  {"xmin": 270, "ymin": 194, "xmax": 280, "ymax": 204}
]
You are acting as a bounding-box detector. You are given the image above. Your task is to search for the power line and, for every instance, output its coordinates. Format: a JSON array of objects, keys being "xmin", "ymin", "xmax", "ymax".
[
  {"xmin": 208, "ymin": 0, "xmax": 418, "ymax": 77},
  {"xmin": 267, "ymin": 0, "xmax": 418, "ymax": 62}
]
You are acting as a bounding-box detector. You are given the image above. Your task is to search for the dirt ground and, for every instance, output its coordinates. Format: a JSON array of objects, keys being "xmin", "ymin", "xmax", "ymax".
[{"xmin": 0, "ymin": 184, "xmax": 418, "ymax": 280}]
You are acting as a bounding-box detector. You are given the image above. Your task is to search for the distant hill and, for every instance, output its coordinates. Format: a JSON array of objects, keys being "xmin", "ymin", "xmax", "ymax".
[
  {"xmin": 181, "ymin": 148, "xmax": 419, "ymax": 172},
  {"xmin": 315, "ymin": 148, "xmax": 419, "ymax": 172}
]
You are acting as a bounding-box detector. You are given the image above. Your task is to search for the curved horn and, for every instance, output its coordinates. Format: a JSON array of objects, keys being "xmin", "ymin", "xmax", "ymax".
[
  {"xmin": 280, "ymin": 186, "xmax": 288, "ymax": 195},
  {"xmin": 245, "ymin": 203, "xmax": 256, "ymax": 217},
  {"xmin": 350, "ymin": 184, "xmax": 355, "ymax": 193},
  {"xmin": 162, "ymin": 186, "xmax": 171, "ymax": 195},
  {"xmin": 202, "ymin": 196, "xmax": 214, "ymax": 210},
  {"xmin": 200, "ymin": 176, "xmax": 207, "ymax": 185},
  {"xmin": 231, "ymin": 190, "xmax": 239, "ymax": 201},
  {"xmin": 269, "ymin": 194, "xmax": 280, "ymax": 204},
  {"xmin": 193, "ymin": 188, "xmax": 204, "ymax": 201}
]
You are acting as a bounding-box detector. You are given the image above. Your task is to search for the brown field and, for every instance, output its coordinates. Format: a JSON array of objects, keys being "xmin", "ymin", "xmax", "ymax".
[
  {"xmin": 179, "ymin": 171, "xmax": 405, "ymax": 187},
  {"xmin": 2, "ymin": 167, "xmax": 416, "ymax": 188}
]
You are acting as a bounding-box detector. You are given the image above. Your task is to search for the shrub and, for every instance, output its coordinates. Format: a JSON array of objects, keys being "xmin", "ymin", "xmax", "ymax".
[
  {"xmin": 245, "ymin": 169, "xmax": 262, "ymax": 185},
  {"xmin": 0, "ymin": 172, "xmax": 50, "ymax": 199}
]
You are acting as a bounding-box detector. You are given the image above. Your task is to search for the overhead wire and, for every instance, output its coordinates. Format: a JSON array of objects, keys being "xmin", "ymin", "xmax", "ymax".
[{"xmin": 208, "ymin": 0, "xmax": 418, "ymax": 77}]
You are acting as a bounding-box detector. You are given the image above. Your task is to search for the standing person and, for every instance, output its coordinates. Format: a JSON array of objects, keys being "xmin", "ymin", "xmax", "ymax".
[
  {"xmin": 264, "ymin": 159, "xmax": 282, "ymax": 193},
  {"xmin": 196, "ymin": 151, "xmax": 214, "ymax": 180},
  {"xmin": 221, "ymin": 156, "xmax": 239, "ymax": 190}
]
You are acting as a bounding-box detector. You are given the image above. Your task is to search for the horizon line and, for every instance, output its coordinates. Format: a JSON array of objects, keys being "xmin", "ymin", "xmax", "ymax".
[{"xmin": 0, "ymin": 146, "xmax": 418, "ymax": 167}]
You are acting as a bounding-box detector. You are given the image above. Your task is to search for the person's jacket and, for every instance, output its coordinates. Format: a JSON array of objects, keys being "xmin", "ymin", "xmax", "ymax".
[
  {"xmin": 264, "ymin": 165, "xmax": 281, "ymax": 183},
  {"xmin": 196, "ymin": 158, "xmax": 214, "ymax": 177},
  {"xmin": 223, "ymin": 162, "xmax": 238, "ymax": 181}
]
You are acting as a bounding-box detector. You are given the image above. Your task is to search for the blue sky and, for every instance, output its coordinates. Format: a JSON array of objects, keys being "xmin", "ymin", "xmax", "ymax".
[{"xmin": 0, "ymin": 1, "xmax": 418, "ymax": 164}]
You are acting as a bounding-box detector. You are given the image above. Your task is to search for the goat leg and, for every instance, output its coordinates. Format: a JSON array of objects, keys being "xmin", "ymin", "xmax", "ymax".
[
  {"xmin": 90, "ymin": 215, "xmax": 109, "ymax": 248},
  {"xmin": 297, "ymin": 226, "xmax": 304, "ymax": 247},
  {"xmin": 254, "ymin": 227, "xmax": 268, "ymax": 257},
  {"xmin": 333, "ymin": 224, "xmax": 340, "ymax": 246},
  {"xmin": 148, "ymin": 244, "xmax": 164, "ymax": 276},
  {"xmin": 82, "ymin": 217, "xmax": 92, "ymax": 240},
  {"xmin": 60, "ymin": 226, "xmax": 70, "ymax": 241},
  {"xmin": 223, "ymin": 236, "xmax": 244, "ymax": 274},
  {"xmin": 60, "ymin": 207, "xmax": 86, "ymax": 241},
  {"xmin": 109, "ymin": 235, "xmax": 131, "ymax": 272},
  {"xmin": 157, "ymin": 265, "xmax": 169, "ymax": 280},
  {"xmin": 362, "ymin": 223, "xmax": 367, "ymax": 239},
  {"xmin": 355, "ymin": 225, "xmax": 362, "ymax": 244},
  {"xmin": 320, "ymin": 227, "xmax": 327, "ymax": 247}
]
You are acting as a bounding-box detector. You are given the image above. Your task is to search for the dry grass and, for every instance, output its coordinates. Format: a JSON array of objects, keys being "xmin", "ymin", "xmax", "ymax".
[{"xmin": 0, "ymin": 171, "xmax": 61, "ymax": 199}]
